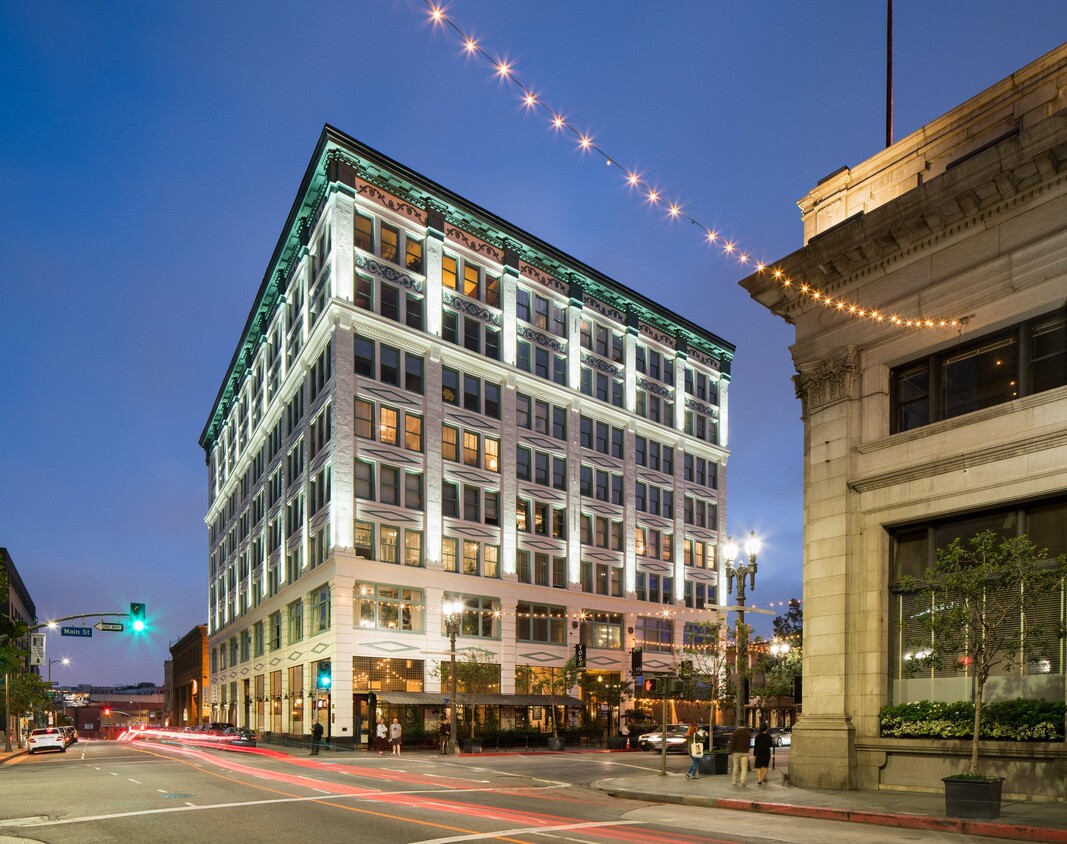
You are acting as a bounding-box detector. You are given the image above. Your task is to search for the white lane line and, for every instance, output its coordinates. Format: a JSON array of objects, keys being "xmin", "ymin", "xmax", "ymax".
[
  {"xmin": 157, "ymin": 789, "xmax": 167, "ymax": 794},
  {"xmin": 185, "ymin": 802, "xmax": 196, "ymax": 807},
  {"xmin": 311, "ymin": 788, "xmax": 331, "ymax": 794},
  {"xmin": 128, "ymin": 779, "xmax": 142, "ymax": 784},
  {"xmin": 110, "ymin": 772, "xmax": 118, "ymax": 776},
  {"xmin": 411, "ymin": 821, "xmax": 642, "ymax": 844}
]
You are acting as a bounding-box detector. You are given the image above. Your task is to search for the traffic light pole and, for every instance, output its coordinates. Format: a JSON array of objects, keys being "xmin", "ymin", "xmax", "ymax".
[{"xmin": 659, "ymin": 690, "xmax": 668, "ymax": 777}]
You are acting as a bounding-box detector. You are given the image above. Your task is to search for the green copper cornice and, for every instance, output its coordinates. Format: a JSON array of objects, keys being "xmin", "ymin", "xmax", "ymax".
[{"xmin": 201, "ymin": 125, "xmax": 735, "ymax": 455}]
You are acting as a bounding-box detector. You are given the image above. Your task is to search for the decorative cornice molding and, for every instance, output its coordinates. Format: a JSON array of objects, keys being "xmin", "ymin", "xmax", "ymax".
[
  {"xmin": 684, "ymin": 396, "xmax": 718, "ymax": 418},
  {"xmin": 520, "ymin": 262, "xmax": 568, "ymax": 296},
  {"xmin": 637, "ymin": 376, "xmax": 673, "ymax": 400},
  {"xmin": 793, "ymin": 348, "xmax": 859, "ymax": 417},
  {"xmin": 446, "ymin": 226, "xmax": 503, "ymax": 263}
]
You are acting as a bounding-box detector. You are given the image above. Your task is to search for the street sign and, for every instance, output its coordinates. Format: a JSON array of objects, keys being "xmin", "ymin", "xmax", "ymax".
[
  {"xmin": 95, "ymin": 621, "xmax": 124, "ymax": 632},
  {"xmin": 60, "ymin": 626, "xmax": 93, "ymax": 638}
]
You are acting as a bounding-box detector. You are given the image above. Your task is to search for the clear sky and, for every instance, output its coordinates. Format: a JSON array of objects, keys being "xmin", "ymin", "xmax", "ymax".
[{"xmin": 2, "ymin": 1, "xmax": 1064, "ymax": 687}]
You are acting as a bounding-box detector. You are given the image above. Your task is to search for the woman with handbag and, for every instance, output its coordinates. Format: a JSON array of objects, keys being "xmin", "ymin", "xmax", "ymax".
[{"xmin": 684, "ymin": 723, "xmax": 703, "ymax": 780}]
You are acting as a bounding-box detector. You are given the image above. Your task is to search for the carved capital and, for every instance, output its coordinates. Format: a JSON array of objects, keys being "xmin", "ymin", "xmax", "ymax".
[{"xmin": 793, "ymin": 348, "xmax": 859, "ymax": 417}]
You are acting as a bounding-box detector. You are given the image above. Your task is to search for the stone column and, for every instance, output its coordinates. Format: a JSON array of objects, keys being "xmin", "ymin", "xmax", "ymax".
[{"xmin": 789, "ymin": 349, "xmax": 859, "ymax": 790}]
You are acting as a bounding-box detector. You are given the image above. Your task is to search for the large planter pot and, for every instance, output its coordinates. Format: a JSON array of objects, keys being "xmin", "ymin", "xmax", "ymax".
[
  {"xmin": 606, "ymin": 735, "xmax": 628, "ymax": 750},
  {"xmin": 698, "ymin": 753, "xmax": 730, "ymax": 775},
  {"xmin": 547, "ymin": 737, "xmax": 566, "ymax": 751},
  {"xmin": 943, "ymin": 776, "xmax": 1004, "ymax": 819}
]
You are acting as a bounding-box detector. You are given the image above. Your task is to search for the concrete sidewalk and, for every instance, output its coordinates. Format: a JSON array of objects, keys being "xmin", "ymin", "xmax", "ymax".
[{"xmin": 593, "ymin": 767, "xmax": 1067, "ymax": 844}]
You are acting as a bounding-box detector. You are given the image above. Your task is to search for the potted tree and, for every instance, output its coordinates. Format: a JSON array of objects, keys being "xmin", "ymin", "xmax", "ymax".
[
  {"xmin": 433, "ymin": 647, "xmax": 500, "ymax": 753},
  {"xmin": 902, "ymin": 531, "xmax": 1067, "ymax": 819},
  {"xmin": 525, "ymin": 656, "xmax": 582, "ymax": 751}
]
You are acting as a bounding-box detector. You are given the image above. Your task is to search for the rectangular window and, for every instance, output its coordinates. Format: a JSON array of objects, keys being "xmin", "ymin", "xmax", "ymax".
[
  {"xmin": 354, "ymin": 214, "xmax": 373, "ymax": 252},
  {"xmin": 515, "ymin": 602, "xmax": 566, "ymax": 643},
  {"xmin": 380, "ymin": 222, "xmax": 399, "ymax": 263},
  {"xmin": 464, "ymin": 375, "xmax": 480, "ymax": 413},
  {"xmin": 463, "ymin": 540, "xmax": 479, "ymax": 575},
  {"xmin": 463, "ymin": 263, "xmax": 480, "ymax": 299},
  {"xmin": 405, "ymin": 414, "xmax": 423, "ymax": 452},
  {"xmin": 379, "ymin": 526, "xmax": 399, "ymax": 564},
  {"xmin": 463, "ymin": 431, "xmax": 480, "ymax": 466},
  {"xmin": 380, "ymin": 465, "xmax": 400, "ymax": 505},
  {"xmin": 406, "ymin": 238, "xmax": 423, "ymax": 273},
  {"xmin": 442, "ymin": 537, "xmax": 458, "ymax": 572},
  {"xmin": 355, "ymin": 399, "xmax": 374, "ymax": 439},
  {"xmin": 404, "ymin": 472, "xmax": 423, "ymax": 510},
  {"xmin": 404, "ymin": 530, "xmax": 422, "ymax": 567},
  {"xmin": 442, "ymin": 255, "xmax": 458, "ymax": 290},
  {"xmin": 379, "ymin": 406, "xmax": 398, "ymax": 445},
  {"xmin": 380, "ymin": 345, "xmax": 400, "ymax": 386},
  {"xmin": 405, "ymin": 355, "xmax": 424, "ymax": 394},
  {"xmin": 443, "ymin": 425, "xmax": 459, "ymax": 462},
  {"xmin": 443, "ymin": 481, "xmax": 459, "ymax": 518}
]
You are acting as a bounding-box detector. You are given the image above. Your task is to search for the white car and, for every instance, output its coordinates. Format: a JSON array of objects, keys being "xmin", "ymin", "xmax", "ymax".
[{"xmin": 28, "ymin": 727, "xmax": 67, "ymax": 754}]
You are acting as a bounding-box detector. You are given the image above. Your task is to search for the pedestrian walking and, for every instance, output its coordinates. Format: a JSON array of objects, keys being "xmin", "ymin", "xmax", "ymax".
[
  {"xmin": 389, "ymin": 717, "xmax": 403, "ymax": 755},
  {"xmin": 728, "ymin": 722, "xmax": 753, "ymax": 787},
  {"xmin": 753, "ymin": 724, "xmax": 773, "ymax": 785},
  {"xmin": 684, "ymin": 723, "xmax": 703, "ymax": 780},
  {"xmin": 438, "ymin": 719, "xmax": 451, "ymax": 755},
  {"xmin": 310, "ymin": 721, "xmax": 323, "ymax": 756},
  {"xmin": 375, "ymin": 718, "xmax": 388, "ymax": 755}
]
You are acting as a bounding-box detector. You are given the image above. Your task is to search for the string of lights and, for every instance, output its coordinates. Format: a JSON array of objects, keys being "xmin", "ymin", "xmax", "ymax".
[{"xmin": 423, "ymin": 2, "xmax": 960, "ymax": 331}]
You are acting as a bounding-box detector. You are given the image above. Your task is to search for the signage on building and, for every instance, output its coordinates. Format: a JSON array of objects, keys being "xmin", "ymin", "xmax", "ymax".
[
  {"xmin": 60, "ymin": 626, "xmax": 93, "ymax": 638},
  {"xmin": 30, "ymin": 634, "xmax": 46, "ymax": 665}
]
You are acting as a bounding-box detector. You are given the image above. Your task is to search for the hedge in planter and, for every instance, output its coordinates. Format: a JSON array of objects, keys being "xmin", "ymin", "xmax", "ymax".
[{"xmin": 880, "ymin": 699, "xmax": 1066, "ymax": 742}]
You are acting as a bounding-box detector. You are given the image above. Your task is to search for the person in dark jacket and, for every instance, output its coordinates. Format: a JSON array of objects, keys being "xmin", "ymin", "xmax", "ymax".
[
  {"xmin": 753, "ymin": 724, "xmax": 773, "ymax": 784},
  {"xmin": 727, "ymin": 723, "xmax": 753, "ymax": 786}
]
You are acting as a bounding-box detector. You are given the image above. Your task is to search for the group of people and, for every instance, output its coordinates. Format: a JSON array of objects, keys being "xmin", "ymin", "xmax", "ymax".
[
  {"xmin": 686, "ymin": 722, "xmax": 776, "ymax": 786},
  {"xmin": 371, "ymin": 717, "xmax": 405, "ymax": 755}
]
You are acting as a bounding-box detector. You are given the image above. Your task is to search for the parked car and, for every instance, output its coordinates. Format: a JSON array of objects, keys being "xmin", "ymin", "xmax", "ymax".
[
  {"xmin": 59, "ymin": 726, "xmax": 78, "ymax": 746},
  {"xmin": 28, "ymin": 727, "xmax": 66, "ymax": 754},
  {"xmin": 202, "ymin": 722, "xmax": 235, "ymax": 736},
  {"xmin": 769, "ymin": 727, "xmax": 792, "ymax": 747}
]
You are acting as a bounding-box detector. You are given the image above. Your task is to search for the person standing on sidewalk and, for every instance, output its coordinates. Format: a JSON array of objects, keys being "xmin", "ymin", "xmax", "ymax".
[
  {"xmin": 753, "ymin": 724, "xmax": 773, "ymax": 785},
  {"xmin": 728, "ymin": 722, "xmax": 752, "ymax": 787},
  {"xmin": 684, "ymin": 723, "xmax": 703, "ymax": 780},
  {"xmin": 374, "ymin": 718, "xmax": 388, "ymax": 755},
  {"xmin": 389, "ymin": 717, "xmax": 403, "ymax": 755},
  {"xmin": 310, "ymin": 721, "xmax": 324, "ymax": 756},
  {"xmin": 438, "ymin": 719, "xmax": 451, "ymax": 755}
]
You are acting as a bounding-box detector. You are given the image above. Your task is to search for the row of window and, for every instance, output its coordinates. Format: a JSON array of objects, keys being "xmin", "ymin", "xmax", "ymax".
[{"xmin": 354, "ymin": 460, "xmax": 424, "ymax": 509}]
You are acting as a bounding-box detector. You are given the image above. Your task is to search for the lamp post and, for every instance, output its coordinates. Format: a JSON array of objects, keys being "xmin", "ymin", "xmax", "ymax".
[
  {"xmin": 441, "ymin": 598, "xmax": 463, "ymax": 756},
  {"xmin": 768, "ymin": 639, "xmax": 790, "ymax": 727},
  {"xmin": 723, "ymin": 532, "xmax": 760, "ymax": 727},
  {"xmin": 47, "ymin": 658, "xmax": 71, "ymax": 726}
]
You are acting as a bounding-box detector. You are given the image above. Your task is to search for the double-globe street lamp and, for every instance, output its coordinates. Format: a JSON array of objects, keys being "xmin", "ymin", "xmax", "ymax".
[
  {"xmin": 723, "ymin": 532, "xmax": 760, "ymax": 727},
  {"xmin": 441, "ymin": 598, "xmax": 463, "ymax": 756}
]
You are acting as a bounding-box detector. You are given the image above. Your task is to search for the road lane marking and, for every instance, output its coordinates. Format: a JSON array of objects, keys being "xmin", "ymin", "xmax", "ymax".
[
  {"xmin": 157, "ymin": 789, "xmax": 167, "ymax": 793},
  {"xmin": 110, "ymin": 772, "xmax": 118, "ymax": 776},
  {"xmin": 411, "ymin": 821, "xmax": 642, "ymax": 844},
  {"xmin": 128, "ymin": 779, "xmax": 142, "ymax": 784}
]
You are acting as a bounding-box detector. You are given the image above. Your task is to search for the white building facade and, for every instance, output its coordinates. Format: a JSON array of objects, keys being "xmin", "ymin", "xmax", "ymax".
[{"xmin": 200, "ymin": 127, "xmax": 735, "ymax": 745}]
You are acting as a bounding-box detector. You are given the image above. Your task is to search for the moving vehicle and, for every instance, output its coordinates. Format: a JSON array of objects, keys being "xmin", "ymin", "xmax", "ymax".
[
  {"xmin": 223, "ymin": 727, "xmax": 257, "ymax": 747},
  {"xmin": 27, "ymin": 728, "xmax": 66, "ymax": 754},
  {"xmin": 638, "ymin": 724, "xmax": 691, "ymax": 752}
]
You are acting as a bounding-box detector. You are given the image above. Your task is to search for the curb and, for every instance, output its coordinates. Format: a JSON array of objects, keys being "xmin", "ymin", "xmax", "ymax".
[{"xmin": 600, "ymin": 786, "xmax": 1067, "ymax": 844}]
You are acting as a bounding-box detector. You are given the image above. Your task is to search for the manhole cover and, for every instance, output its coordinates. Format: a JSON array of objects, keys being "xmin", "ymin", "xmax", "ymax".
[{"xmin": 159, "ymin": 793, "xmax": 193, "ymax": 799}]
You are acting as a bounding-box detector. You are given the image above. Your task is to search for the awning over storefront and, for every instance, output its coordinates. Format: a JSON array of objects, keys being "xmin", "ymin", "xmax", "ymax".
[{"xmin": 372, "ymin": 692, "xmax": 584, "ymax": 707}]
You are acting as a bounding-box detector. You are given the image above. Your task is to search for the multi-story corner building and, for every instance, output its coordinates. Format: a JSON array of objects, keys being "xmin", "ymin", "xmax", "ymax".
[
  {"xmin": 200, "ymin": 126, "xmax": 734, "ymax": 745},
  {"xmin": 741, "ymin": 45, "xmax": 1067, "ymax": 798}
]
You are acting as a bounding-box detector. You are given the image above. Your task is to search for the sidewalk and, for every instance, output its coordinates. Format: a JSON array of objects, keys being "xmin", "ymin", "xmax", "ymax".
[{"xmin": 592, "ymin": 765, "xmax": 1067, "ymax": 844}]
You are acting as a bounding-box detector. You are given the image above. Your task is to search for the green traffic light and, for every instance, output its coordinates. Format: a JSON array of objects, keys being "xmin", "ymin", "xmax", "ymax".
[{"xmin": 130, "ymin": 602, "xmax": 146, "ymax": 632}]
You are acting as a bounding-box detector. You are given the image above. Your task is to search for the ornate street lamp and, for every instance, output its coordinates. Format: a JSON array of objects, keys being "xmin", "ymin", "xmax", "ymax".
[
  {"xmin": 441, "ymin": 598, "xmax": 463, "ymax": 756},
  {"xmin": 723, "ymin": 531, "xmax": 760, "ymax": 727}
]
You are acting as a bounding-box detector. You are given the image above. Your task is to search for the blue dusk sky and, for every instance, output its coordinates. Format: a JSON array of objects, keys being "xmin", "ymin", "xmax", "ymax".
[{"xmin": 2, "ymin": 2, "xmax": 1064, "ymax": 686}]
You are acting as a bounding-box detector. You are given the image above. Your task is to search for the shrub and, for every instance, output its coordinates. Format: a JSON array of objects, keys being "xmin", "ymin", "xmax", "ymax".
[{"xmin": 879, "ymin": 699, "xmax": 1065, "ymax": 742}]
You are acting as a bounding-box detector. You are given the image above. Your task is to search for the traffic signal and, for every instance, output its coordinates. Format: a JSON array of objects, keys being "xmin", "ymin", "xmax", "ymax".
[
  {"xmin": 642, "ymin": 677, "xmax": 660, "ymax": 696},
  {"xmin": 669, "ymin": 678, "xmax": 684, "ymax": 696},
  {"xmin": 630, "ymin": 648, "xmax": 643, "ymax": 676},
  {"xmin": 574, "ymin": 644, "xmax": 586, "ymax": 669},
  {"xmin": 316, "ymin": 660, "xmax": 332, "ymax": 689},
  {"xmin": 103, "ymin": 707, "xmax": 111, "ymax": 716},
  {"xmin": 130, "ymin": 602, "xmax": 146, "ymax": 632}
]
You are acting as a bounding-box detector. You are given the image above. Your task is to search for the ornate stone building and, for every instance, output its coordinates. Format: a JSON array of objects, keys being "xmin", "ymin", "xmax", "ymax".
[
  {"xmin": 741, "ymin": 45, "xmax": 1067, "ymax": 798},
  {"xmin": 201, "ymin": 127, "xmax": 735, "ymax": 744}
]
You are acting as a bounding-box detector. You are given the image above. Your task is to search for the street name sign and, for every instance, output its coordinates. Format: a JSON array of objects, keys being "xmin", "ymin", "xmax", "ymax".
[
  {"xmin": 95, "ymin": 622, "xmax": 124, "ymax": 632},
  {"xmin": 60, "ymin": 626, "xmax": 92, "ymax": 638}
]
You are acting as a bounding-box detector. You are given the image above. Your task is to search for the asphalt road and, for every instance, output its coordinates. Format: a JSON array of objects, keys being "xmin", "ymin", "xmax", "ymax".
[{"xmin": 0, "ymin": 739, "xmax": 1006, "ymax": 843}]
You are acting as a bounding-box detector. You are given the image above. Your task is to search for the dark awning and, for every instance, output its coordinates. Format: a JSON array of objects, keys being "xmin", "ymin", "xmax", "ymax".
[{"xmin": 373, "ymin": 691, "xmax": 584, "ymax": 707}]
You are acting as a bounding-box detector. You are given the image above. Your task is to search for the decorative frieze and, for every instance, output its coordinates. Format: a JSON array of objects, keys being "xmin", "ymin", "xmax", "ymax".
[
  {"xmin": 442, "ymin": 290, "xmax": 501, "ymax": 326},
  {"xmin": 353, "ymin": 178, "xmax": 426, "ymax": 224},
  {"xmin": 517, "ymin": 323, "xmax": 566, "ymax": 353},
  {"xmin": 684, "ymin": 396, "xmax": 718, "ymax": 418},
  {"xmin": 580, "ymin": 352, "xmax": 622, "ymax": 378},
  {"xmin": 446, "ymin": 226, "xmax": 502, "ymax": 262},
  {"xmin": 639, "ymin": 322, "xmax": 674, "ymax": 348},
  {"xmin": 354, "ymin": 255, "xmax": 423, "ymax": 292},
  {"xmin": 637, "ymin": 376, "xmax": 673, "ymax": 400},
  {"xmin": 520, "ymin": 262, "xmax": 569, "ymax": 296},
  {"xmin": 582, "ymin": 292, "xmax": 625, "ymax": 324}
]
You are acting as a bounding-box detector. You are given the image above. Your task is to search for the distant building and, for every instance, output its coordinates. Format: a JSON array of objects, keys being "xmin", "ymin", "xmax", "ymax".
[
  {"xmin": 169, "ymin": 625, "xmax": 208, "ymax": 727},
  {"xmin": 741, "ymin": 44, "xmax": 1067, "ymax": 798},
  {"xmin": 1, "ymin": 547, "xmax": 37, "ymax": 671},
  {"xmin": 200, "ymin": 127, "xmax": 735, "ymax": 744}
]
